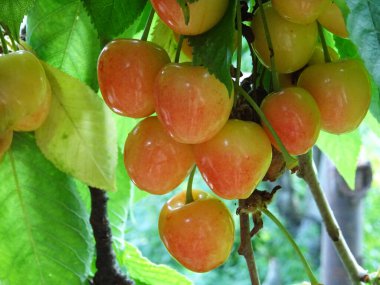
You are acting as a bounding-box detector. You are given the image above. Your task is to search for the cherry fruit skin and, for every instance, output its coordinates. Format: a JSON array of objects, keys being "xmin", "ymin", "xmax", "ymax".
[
  {"xmin": 272, "ymin": 0, "xmax": 329, "ymax": 24},
  {"xmin": 150, "ymin": 0, "xmax": 228, "ymax": 35},
  {"xmin": 124, "ymin": 116, "xmax": 194, "ymax": 194},
  {"xmin": 193, "ymin": 120, "xmax": 272, "ymax": 200},
  {"xmin": 159, "ymin": 190, "xmax": 234, "ymax": 272},
  {"xmin": 298, "ymin": 60, "xmax": 371, "ymax": 134},
  {"xmin": 13, "ymin": 82, "xmax": 52, "ymax": 131},
  {"xmin": 308, "ymin": 44, "xmax": 339, "ymax": 65},
  {"xmin": 154, "ymin": 63, "xmax": 233, "ymax": 144},
  {"xmin": 97, "ymin": 39, "xmax": 170, "ymax": 118},
  {"xmin": 261, "ymin": 87, "xmax": 321, "ymax": 156},
  {"xmin": 318, "ymin": 2, "xmax": 349, "ymax": 38},
  {"xmin": 251, "ymin": 2, "xmax": 318, "ymax": 73},
  {"xmin": 0, "ymin": 51, "xmax": 50, "ymax": 132},
  {"xmin": 0, "ymin": 129, "xmax": 13, "ymax": 161}
]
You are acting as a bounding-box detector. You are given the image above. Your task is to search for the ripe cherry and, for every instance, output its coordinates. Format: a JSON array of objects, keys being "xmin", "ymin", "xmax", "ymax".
[
  {"xmin": 298, "ymin": 60, "xmax": 371, "ymax": 134},
  {"xmin": 261, "ymin": 87, "xmax": 321, "ymax": 155},
  {"xmin": 98, "ymin": 39, "xmax": 170, "ymax": 118},
  {"xmin": 154, "ymin": 63, "xmax": 233, "ymax": 144},
  {"xmin": 150, "ymin": 0, "xmax": 229, "ymax": 35},
  {"xmin": 159, "ymin": 190, "xmax": 234, "ymax": 272},
  {"xmin": 193, "ymin": 120, "xmax": 272, "ymax": 200},
  {"xmin": 124, "ymin": 116, "xmax": 194, "ymax": 194}
]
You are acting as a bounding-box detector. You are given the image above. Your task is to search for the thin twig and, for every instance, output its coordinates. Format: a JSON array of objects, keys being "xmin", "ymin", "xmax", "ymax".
[{"xmin": 238, "ymin": 199, "xmax": 261, "ymax": 285}]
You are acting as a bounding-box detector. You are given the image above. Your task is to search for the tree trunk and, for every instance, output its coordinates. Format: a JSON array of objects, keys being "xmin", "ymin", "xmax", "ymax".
[{"xmin": 319, "ymin": 155, "xmax": 372, "ymax": 285}]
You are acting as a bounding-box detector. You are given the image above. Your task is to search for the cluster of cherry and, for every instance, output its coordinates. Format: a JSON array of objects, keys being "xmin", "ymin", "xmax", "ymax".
[{"xmin": 97, "ymin": 0, "xmax": 371, "ymax": 273}]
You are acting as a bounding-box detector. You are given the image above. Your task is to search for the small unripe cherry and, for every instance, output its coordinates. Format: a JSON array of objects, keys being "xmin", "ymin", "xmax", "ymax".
[
  {"xmin": 272, "ymin": 0, "xmax": 329, "ymax": 24},
  {"xmin": 193, "ymin": 120, "xmax": 272, "ymax": 200},
  {"xmin": 97, "ymin": 39, "xmax": 170, "ymax": 118},
  {"xmin": 261, "ymin": 87, "xmax": 321, "ymax": 155},
  {"xmin": 317, "ymin": 2, "xmax": 349, "ymax": 38},
  {"xmin": 124, "ymin": 116, "xmax": 194, "ymax": 194},
  {"xmin": 159, "ymin": 190, "xmax": 234, "ymax": 272},
  {"xmin": 251, "ymin": 2, "xmax": 318, "ymax": 73}
]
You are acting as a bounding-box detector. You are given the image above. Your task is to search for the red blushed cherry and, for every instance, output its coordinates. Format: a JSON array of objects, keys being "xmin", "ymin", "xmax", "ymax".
[
  {"xmin": 124, "ymin": 116, "xmax": 194, "ymax": 195},
  {"xmin": 159, "ymin": 190, "xmax": 234, "ymax": 272},
  {"xmin": 193, "ymin": 120, "xmax": 272, "ymax": 200},
  {"xmin": 97, "ymin": 39, "xmax": 170, "ymax": 118},
  {"xmin": 154, "ymin": 63, "xmax": 233, "ymax": 144},
  {"xmin": 261, "ymin": 87, "xmax": 321, "ymax": 156}
]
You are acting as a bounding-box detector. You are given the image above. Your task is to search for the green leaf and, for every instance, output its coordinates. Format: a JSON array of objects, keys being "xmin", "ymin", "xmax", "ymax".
[
  {"xmin": 0, "ymin": 0, "xmax": 36, "ymax": 41},
  {"xmin": 26, "ymin": 0, "xmax": 100, "ymax": 89},
  {"xmin": 0, "ymin": 133, "xmax": 93, "ymax": 285},
  {"xmin": 107, "ymin": 150, "xmax": 132, "ymax": 249},
  {"xmin": 82, "ymin": 0, "xmax": 148, "ymax": 42},
  {"xmin": 189, "ymin": 0, "xmax": 236, "ymax": 94},
  {"xmin": 345, "ymin": 1, "xmax": 380, "ymax": 87},
  {"xmin": 121, "ymin": 242, "xmax": 192, "ymax": 285},
  {"xmin": 35, "ymin": 63, "xmax": 118, "ymax": 192},
  {"xmin": 317, "ymin": 130, "xmax": 362, "ymax": 189}
]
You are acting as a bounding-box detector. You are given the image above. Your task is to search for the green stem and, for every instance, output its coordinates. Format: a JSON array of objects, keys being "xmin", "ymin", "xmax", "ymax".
[
  {"xmin": 298, "ymin": 151, "xmax": 369, "ymax": 284},
  {"xmin": 174, "ymin": 34, "xmax": 184, "ymax": 63},
  {"xmin": 257, "ymin": 0, "xmax": 279, "ymax": 91},
  {"xmin": 185, "ymin": 166, "xmax": 196, "ymax": 204},
  {"xmin": 317, "ymin": 22, "xmax": 331, "ymax": 63},
  {"xmin": 141, "ymin": 8, "xmax": 155, "ymax": 41},
  {"xmin": 9, "ymin": 35, "xmax": 18, "ymax": 51},
  {"xmin": 235, "ymin": 0, "xmax": 243, "ymax": 105},
  {"xmin": 0, "ymin": 26, "xmax": 9, "ymax": 54},
  {"xmin": 237, "ymin": 85, "xmax": 298, "ymax": 170},
  {"xmin": 262, "ymin": 208, "xmax": 320, "ymax": 285}
]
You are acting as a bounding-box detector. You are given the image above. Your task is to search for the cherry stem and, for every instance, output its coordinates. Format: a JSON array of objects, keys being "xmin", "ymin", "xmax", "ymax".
[
  {"xmin": 141, "ymin": 7, "xmax": 155, "ymax": 41},
  {"xmin": 262, "ymin": 208, "xmax": 321, "ymax": 285},
  {"xmin": 236, "ymin": 85, "xmax": 298, "ymax": 170},
  {"xmin": 235, "ymin": 0, "xmax": 243, "ymax": 105},
  {"xmin": 174, "ymin": 34, "xmax": 184, "ymax": 63},
  {"xmin": 257, "ymin": 0, "xmax": 279, "ymax": 91},
  {"xmin": 0, "ymin": 26, "xmax": 9, "ymax": 54},
  {"xmin": 238, "ymin": 200, "xmax": 261, "ymax": 285},
  {"xmin": 317, "ymin": 22, "xmax": 332, "ymax": 63},
  {"xmin": 185, "ymin": 165, "xmax": 196, "ymax": 204}
]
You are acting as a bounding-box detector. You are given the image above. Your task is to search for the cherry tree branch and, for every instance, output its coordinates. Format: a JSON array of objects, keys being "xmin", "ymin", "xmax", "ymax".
[
  {"xmin": 297, "ymin": 151, "xmax": 369, "ymax": 284},
  {"xmin": 89, "ymin": 186, "xmax": 134, "ymax": 285},
  {"xmin": 238, "ymin": 199, "xmax": 261, "ymax": 285}
]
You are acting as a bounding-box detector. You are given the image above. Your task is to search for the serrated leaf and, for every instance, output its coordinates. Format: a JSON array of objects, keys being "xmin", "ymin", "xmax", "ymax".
[
  {"xmin": 35, "ymin": 63, "xmax": 117, "ymax": 192},
  {"xmin": 0, "ymin": 0, "xmax": 35, "ymax": 41},
  {"xmin": 121, "ymin": 242, "xmax": 192, "ymax": 285},
  {"xmin": 82, "ymin": 0, "xmax": 147, "ymax": 42},
  {"xmin": 345, "ymin": 0, "xmax": 380, "ymax": 88},
  {"xmin": 0, "ymin": 133, "xmax": 93, "ymax": 285},
  {"xmin": 150, "ymin": 17, "xmax": 180, "ymax": 62},
  {"xmin": 26, "ymin": 0, "xmax": 100, "ymax": 89},
  {"xmin": 317, "ymin": 130, "xmax": 362, "ymax": 189},
  {"xmin": 189, "ymin": 0, "xmax": 236, "ymax": 94}
]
